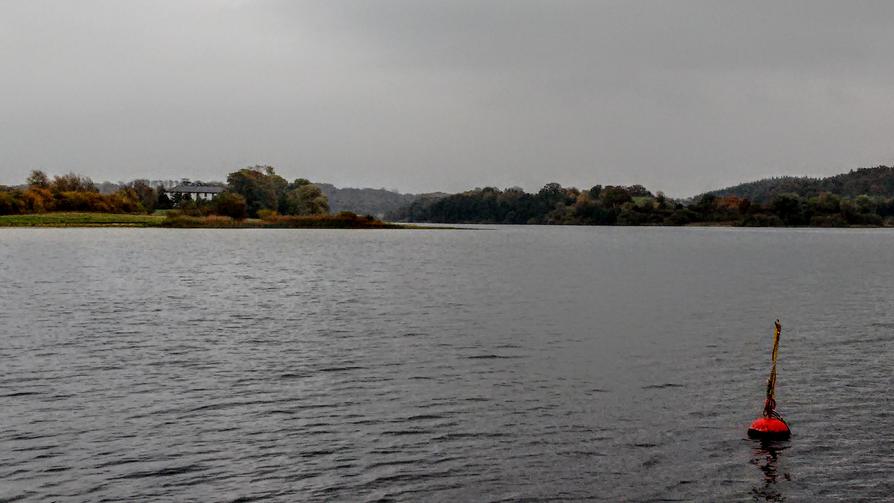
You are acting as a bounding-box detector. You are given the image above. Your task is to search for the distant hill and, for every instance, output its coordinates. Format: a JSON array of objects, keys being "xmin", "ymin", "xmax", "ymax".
[
  {"xmin": 315, "ymin": 183, "xmax": 446, "ymax": 218},
  {"xmin": 705, "ymin": 166, "xmax": 894, "ymax": 203}
]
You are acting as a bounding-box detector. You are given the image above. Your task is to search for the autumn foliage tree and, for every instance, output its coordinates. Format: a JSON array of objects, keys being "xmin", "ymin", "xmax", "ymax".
[
  {"xmin": 0, "ymin": 170, "xmax": 153, "ymax": 215},
  {"xmin": 225, "ymin": 166, "xmax": 329, "ymax": 217},
  {"xmin": 226, "ymin": 166, "xmax": 288, "ymax": 217},
  {"xmin": 284, "ymin": 179, "xmax": 329, "ymax": 215},
  {"xmin": 213, "ymin": 191, "xmax": 248, "ymax": 220}
]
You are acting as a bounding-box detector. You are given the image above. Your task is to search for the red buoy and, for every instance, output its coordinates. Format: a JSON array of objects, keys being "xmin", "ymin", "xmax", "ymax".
[
  {"xmin": 747, "ymin": 417, "xmax": 790, "ymax": 440},
  {"xmin": 748, "ymin": 320, "xmax": 792, "ymax": 440}
]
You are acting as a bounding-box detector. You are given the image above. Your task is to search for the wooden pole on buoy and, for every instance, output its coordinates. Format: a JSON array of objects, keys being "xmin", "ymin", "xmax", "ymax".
[{"xmin": 747, "ymin": 320, "xmax": 791, "ymax": 440}]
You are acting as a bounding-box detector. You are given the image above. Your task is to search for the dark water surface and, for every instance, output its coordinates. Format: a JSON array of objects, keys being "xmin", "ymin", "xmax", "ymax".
[{"xmin": 1, "ymin": 227, "xmax": 892, "ymax": 501}]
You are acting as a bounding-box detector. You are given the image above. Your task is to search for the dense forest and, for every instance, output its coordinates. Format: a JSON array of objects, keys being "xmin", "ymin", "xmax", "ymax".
[
  {"xmin": 705, "ymin": 166, "xmax": 894, "ymax": 203},
  {"xmin": 388, "ymin": 166, "xmax": 894, "ymax": 227}
]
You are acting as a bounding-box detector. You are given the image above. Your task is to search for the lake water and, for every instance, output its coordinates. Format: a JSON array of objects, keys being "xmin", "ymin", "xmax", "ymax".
[{"xmin": 1, "ymin": 226, "xmax": 892, "ymax": 501}]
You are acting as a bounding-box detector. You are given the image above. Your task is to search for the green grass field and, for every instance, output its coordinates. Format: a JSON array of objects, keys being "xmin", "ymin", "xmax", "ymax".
[{"xmin": 0, "ymin": 212, "xmax": 166, "ymax": 227}]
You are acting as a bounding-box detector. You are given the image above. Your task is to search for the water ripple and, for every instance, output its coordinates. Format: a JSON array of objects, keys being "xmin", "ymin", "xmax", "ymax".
[{"xmin": 2, "ymin": 227, "xmax": 893, "ymax": 501}]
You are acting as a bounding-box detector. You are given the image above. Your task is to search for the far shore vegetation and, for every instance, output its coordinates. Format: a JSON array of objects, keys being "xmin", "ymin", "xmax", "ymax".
[
  {"xmin": 388, "ymin": 166, "xmax": 894, "ymax": 227},
  {"xmin": 0, "ymin": 166, "xmax": 405, "ymax": 229},
  {"xmin": 4, "ymin": 164, "xmax": 894, "ymax": 228}
]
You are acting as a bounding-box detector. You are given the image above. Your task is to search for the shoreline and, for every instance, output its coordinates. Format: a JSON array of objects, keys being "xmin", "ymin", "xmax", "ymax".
[
  {"xmin": 2, "ymin": 212, "xmax": 890, "ymax": 229},
  {"xmin": 0, "ymin": 212, "xmax": 453, "ymax": 229}
]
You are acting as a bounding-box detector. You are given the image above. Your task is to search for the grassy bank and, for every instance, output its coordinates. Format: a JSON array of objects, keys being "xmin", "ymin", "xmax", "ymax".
[
  {"xmin": 0, "ymin": 212, "xmax": 416, "ymax": 229},
  {"xmin": 0, "ymin": 212, "xmax": 165, "ymax": 227}
]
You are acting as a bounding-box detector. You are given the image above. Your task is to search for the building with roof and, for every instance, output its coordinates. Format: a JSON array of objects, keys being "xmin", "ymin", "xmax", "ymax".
[{"xmin": 167, "ymin": 184, "xmax": 226, "ymax": 201}]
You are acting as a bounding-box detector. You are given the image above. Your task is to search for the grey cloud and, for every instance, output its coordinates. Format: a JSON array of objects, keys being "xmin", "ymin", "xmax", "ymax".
[{"xmin": 2, "ymin": 1, "xmax": 894, "ymax": 195}]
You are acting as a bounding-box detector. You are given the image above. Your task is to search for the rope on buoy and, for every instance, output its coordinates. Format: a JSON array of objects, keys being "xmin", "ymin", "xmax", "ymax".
[
  {"xmin": 748, "ymin": 319, "xmax": 791, "ymax": 440},
  {"xmin": 763, "ymin": 319, "xmax": 782, "ymax": 419}
]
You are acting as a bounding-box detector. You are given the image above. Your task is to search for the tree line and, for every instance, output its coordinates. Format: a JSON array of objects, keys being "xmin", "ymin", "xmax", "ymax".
[
  {"xmin": 387, "ymin": 182, "xmax": 894, "ymax": 226},
  {"xmin": 706, "ymin": 166, "xmax": 894, "ymax": 203},
  {"xmin": 6, "ymin": 164, "xmax": 894, "ymax": 226},
  {"xmin": 0, "ymin": 171, "xmax": 160, "ymax": 215},
  {"xmin": 0, "ymin": 166, "xmax": 330, "ymax": 220}
]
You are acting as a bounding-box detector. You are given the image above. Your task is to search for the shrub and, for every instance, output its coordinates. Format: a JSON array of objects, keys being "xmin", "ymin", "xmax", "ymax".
[
  {"xmin": 214, "ymin": 192, "xmax": 248, "ymax": 220},
  {"xmin": 742, "ymin": 214, "xmax": 785, "ymax": 227},
  {"xmin": 50, "ymin": 173, "xmax": 98, "ymax": 193},
  {"xmin": 855, "ymin": 212, "xmax": 883, "ymax": 226},
  {"xmin": 284, "ymin": 184, "xmax": 329, "ymax": 215},
  {"xmin": 54, "ymin": 191, "xmax": 110, "ymax": 212},
  {"xmin": 176, "ymin": 199, "xmax": 213, "ymax": 217},
  {"xmin": 21, "ymin": 188, "xmax": 53, "ymax": 213},
  {"xmin": 665, "ymin": 208, "xmax": 698, "ymax": 226},
  {"xmin": 204, "ymin": 215, "xmax": 235, "ymax": 225},
  {"xmin": 810, "ymin": 214, "xmax": 848, "ymax": 227},
  {"xmin": 0, "ymin": 190, "xmax": 24, "ymax": 215},
  {"xmin": 107, "ymin": 191, "xmax": 142, "ymax": 213}
]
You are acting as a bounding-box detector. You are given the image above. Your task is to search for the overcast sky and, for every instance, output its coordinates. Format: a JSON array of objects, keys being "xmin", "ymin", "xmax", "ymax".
[{"xmin": 3, "ymin": 1, "xmax": 894, "ymax": 196}]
